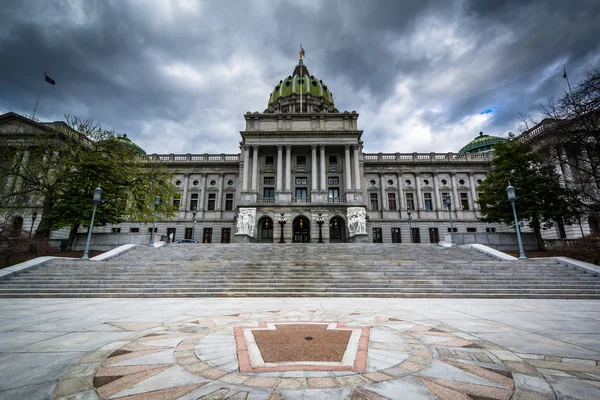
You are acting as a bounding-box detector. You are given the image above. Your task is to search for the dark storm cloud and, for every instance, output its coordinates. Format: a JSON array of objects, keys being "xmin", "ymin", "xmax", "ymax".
[{"xmin": 1, "ymin": 0, "xmax": 599, "ymax": 154}]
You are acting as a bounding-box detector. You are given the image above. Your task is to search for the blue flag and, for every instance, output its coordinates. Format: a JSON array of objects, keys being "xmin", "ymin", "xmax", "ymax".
[{"xmin": 44, "ymin": 74, "xmax": 56, "ymax": 85}]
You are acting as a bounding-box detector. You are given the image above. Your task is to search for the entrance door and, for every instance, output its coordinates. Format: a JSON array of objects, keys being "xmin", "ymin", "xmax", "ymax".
[
  {"xmin": 203, "ymin": 228, "xmax": 212, "ymax": 243},
  {"xmin": 411, "ymin": 228, "xmax": 421, "ymax": 243},
  {"xmin": 391, "ymin": 228, "xmax": 401, "ymax": 243},
  {"xmin": 293, "ymin": 216, "xmax": 310, "ymax": 243},
  {"xmin": 258, "ymin": 217, "xmax": 274, "ymax": 243},
  {"xmin": 166, "ymin": 228, "xmax": 176, "ymax": 243},
  {"xmin": 428, "ymin": 228, "xmax": 439, "ymax": 243},
  {"xmin": 221, "ymin": 228, "xmax": 231, "ymax": 243},
  {"xmin": 329, "ymin": 216, "xmax": 345, "ymax": 243}
]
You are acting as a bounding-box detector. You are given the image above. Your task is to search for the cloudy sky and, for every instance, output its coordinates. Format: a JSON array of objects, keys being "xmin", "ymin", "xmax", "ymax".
[{"xmin": 1, "ymin": 0, "xmax": 599, "ymax": 155}]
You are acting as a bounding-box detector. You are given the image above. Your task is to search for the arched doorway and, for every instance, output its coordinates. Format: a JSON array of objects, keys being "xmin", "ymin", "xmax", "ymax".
[
  {"xmin": 11, "ymin": 216, "xmax": 23, "ymax": 236},
  {"xmin": 257, "ymin": 217, "xmax": 274, "ymax": 242},
  {"xmin": 329, "ymin": 216, "xmax": 346, "ymax": 243},
  {"xmin": 589, "ymin": 216, "xmax": 600, "ymax": 234},
  {"xmin": 293, "ymin": 216, "xmax": 310, "ymax": 243}
]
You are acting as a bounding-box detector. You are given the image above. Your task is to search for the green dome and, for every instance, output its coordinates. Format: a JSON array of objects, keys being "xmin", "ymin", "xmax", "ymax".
[
  {"xmin": 459, "ymin": 131, "xmax": 506, "ymax": 154},
  {"xmin": 268, "ymin": 63, "xmax": 335, "ymax": 108},
  {"xmin": 114, "ymin": 134, "xmax": 146, "ymax": 155}
]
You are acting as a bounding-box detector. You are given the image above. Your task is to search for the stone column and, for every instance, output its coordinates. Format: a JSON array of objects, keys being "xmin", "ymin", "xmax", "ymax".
[
  {"xmin": 276, "ymin": 145, "xmax": 283, "ymax": 192},
  {"xmin": 397, "ymin": 173, "xmax": 404, "ymax": 210},
  {"xmin": 415, "ymin": 174, "xmax": 423, "ymax": 210},
  {"xmin": 469, "ymin": 173, "xmax": 478, "ymax": 210},
  {"xmin": 251, "ymin": 145, "xmax": 259, "ymax": 192},
  {"xmin": 181, "ymin": 173, "xmax": 189, "ymax": 211},
  {"xmin": 216, "ymin": 173, "xmax": 224, "ymax": 210},
  {"xmin": 311, "ymin": 145, "xmax": 318, "ymax": 192},
  {"xmin": 451, "ymin": 173, "xmax": 459, "ymax": 208},
  {"xmin": 432, "ymin": 172, "xmax": 441, "ymax": 210},
  {"xmin": 198, "ymin": 174, "xmax": 206, "ymax": 210},
  {"xmin": 380, "ymin": 172, "xmax": 388, "ymax": 210},
  {"xmin": 285, "ymin": 145, "xmax": 292, "ymax": 191},
  {"xmin": 344, "ymin": 144, "xmax": 352, "ymax": 191},
  {"xmin": 319, "ymin": 145, "xmax": 326, "ymax": 191},
  {"xmin": 242, "ymin": 145, "xmax": 250, "ymax": 191},
  {"xmin": 353, "ymin": 144, "xmax": 361, "ymax": 190},
  {"xmin": 559, "ymin": 147, "xmax": 574, "ymax": 185}
]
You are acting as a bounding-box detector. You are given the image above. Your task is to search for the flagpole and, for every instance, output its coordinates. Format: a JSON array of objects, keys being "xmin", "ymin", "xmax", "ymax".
[
  {"xmin": 32, "ymin": 73, "xmax": 46, "ymax": 120},
  {"xmin": 563, "ymin": 68, "xmax": 574, "ymax": 101}
]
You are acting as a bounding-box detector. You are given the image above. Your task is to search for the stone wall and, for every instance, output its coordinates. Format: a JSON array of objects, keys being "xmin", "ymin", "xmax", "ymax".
[{"xmin": 445, "ymin": 232, "xmax": 538, "ymax": 250}]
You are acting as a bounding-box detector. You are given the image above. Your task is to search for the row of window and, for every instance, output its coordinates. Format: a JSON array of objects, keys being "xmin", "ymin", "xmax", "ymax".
[
  {"xmin": 263, "ymin": 155, "xmax": 340, "ymax": 166},
  {"xmin": 369, "ymin": 178, "xmax": 483, "ymax": 187},
  {"xmin": 172, "ymin": 193, "xmax": 235, "ymax": 211},
  {"xmin": 369, "ymin": 192, "xmax": 483, "ymax": 211},
  {"xmin": 371, "ymin": 227, "xmax": 496, "ymax": 243}
]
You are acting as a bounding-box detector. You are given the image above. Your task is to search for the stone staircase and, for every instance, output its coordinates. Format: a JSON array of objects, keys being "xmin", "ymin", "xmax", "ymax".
[{"xmin": 1, "ymin": 243, "xmax": 599, "ymax": 298}]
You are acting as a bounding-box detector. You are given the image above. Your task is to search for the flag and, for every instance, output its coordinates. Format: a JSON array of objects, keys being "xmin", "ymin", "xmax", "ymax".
[
  {"xmin": 563, "ymin": 68, "xmax": 567, "ymax": 79},
  {"xmin": 44, "ymin": 73, "xmax": 56, "ymax": 85}
]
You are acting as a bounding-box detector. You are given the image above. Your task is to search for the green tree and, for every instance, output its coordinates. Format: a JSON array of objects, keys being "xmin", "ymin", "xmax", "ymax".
[{"xmin": 477, "ymin": 140, "xmax": 580, "ymax": 250}]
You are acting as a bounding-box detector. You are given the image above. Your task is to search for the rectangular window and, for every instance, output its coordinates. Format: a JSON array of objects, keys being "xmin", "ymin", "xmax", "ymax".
[
  {"xmin": 328, "ymin": 188, "xmax": 339, "ymax": 199},
  {"xmin": 111, "ymin": 228, "xmax": 121, "ymax": 233},
  {"xmin": 264, "ymin": 177, "xmax": 275, "ymax": 185},
  {"xmin": 467, "ymin": 227, "xmax": 477, "ymax": 233},
  {"xmin": 263, "ymin": 187, "xmax": 274, "ymax": 198},
  {"xmin": 148, "ymin": 227, "xmax": 158, "ymax": 233},
  {"xmin": 372, "ymin": 228, "xmax": 383, "ymax": 243},
  {"xmin": 460, "ymin": 192, "xmax": 470, "ymax": 210},
  {"xmin": 172, "ymin": 193, "xmax": 181, "ymax": 210},
  {"xmin": 190, "ymin": 193, "xmax": 198, "ymax": 210},
  {"xmin": 221, "ymin": 228, "xmax": 231, "ymax": 243},
  {"xmin": 388, "ymin": 193, "xmax": 397, "ymax": 211},
  {"xmin": 328, "ymin": 176, "xmax": 339, "ymax": 185},
  {"xmin": 442, "ymin": 192, "xmax": 450, "ymax": 208},
  {"xmin": 167, "ymin": 227, "xmax": 176, "ymax": 242},
  {"xmin": 428, "ymin": 227, "xmax": 439, "ymax": 243},
  {"xmin": 329, "ymin": 155, "xmax": 338, "ymax": 165},
  {"xmin": 203, "ymin": 228, "xmax": 212, "ymax": 243},
  {"xmin": 265, "ymin": 156, "xmax": 274, "ymax": 165},
  {"xmin": 129, "ymin": 227, "xmax": 140, "ymax": 233},
  {"xmin": 391, "ymin": 228, "xmax": 401, "ymax": 243},
  {"xmin": 486, "ymin": 227, "xmax": 496, "ymax": 233},
  {"xmin": 295, "ymin": 177, "xmax": 307, "ymax": 185},
  {"xmin": 424, "ymin": 193, "xmax": 432, "ymax": 210},
  {"xmin": 296, "ymin": 155, "xmax": 306, "ymax": 165},
  {"xmin": 295, "ymin": 188, "xmax": 307, "ymax": 199},
  {"xmin": 370, "ymin": 193, "xmax": 378, "ymax": 210},
  {"xmin": 412, "ymin": 228, "xmax": 421, "ymax": 243},
  {"xmin": 207, "ymin": 193, "xmax": 216, "ymax": 210},
  {"xmin": 447, "ymin": 227, "xmax": 458, "ymax": 232},
  {"xmin": 225, "ymin": 193, "xmax": 234, "ymax": 210},
  {"xmin": 184, "ymin": 227, "xmax": 193, "ymax": 240},
  {"xmin": 406, "ymin": 193, "xmax": 414, "ymax": 210}
]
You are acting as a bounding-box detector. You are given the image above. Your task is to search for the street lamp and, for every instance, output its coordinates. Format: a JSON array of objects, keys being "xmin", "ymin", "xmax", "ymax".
[
  {"xmin": 445, "ymin": 195, "xmax": 457, "ymax": 247},
  {"xmin": 278, "ymin": 213, "xmax": 286, "ymax": 243},
  {"xmin": 192, "ymin": 208, "xmax": 197, "ymax": 242},
  {"xmin": 148, "ymin": 195, "xmax": 160, "ymax": 247},
  {"xmin": 316, "ymin": 213, "xmax": 324, "ymax": 243},
  {"xmin": 29, "ymin": 211, "xmax": 37, "ymax": 239},
  {"xmin": 82, "ymin": 185, "xmax": 102, "ymax": 260},
  {"xmin": 506, "ymin": 183, "xmax": 527, "ymax": 260},
  {"xmin": 407, "ymin": 206, "xmax": 413, "ymax": 243}
]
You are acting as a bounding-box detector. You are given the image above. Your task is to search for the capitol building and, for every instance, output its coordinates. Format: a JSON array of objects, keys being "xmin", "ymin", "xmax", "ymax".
[{"xmin": 5, "ymin": 58, "xmax": 582, "ymax": 248}]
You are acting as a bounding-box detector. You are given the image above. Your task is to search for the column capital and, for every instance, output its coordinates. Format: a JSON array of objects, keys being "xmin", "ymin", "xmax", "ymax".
[
  {"xmin": 285, "ymin": 144, "xmax": 293, "ymax": 150},
  {"xmin": 252, "ymin": 144, "xmax": 259, "ymax": 149},
  {"xmin": 344, "ymin": 144, "xmax": 351, "ymax": 150},
  {"xmin": 311, "ymin": 144, "xmax": 318, "ymax": 149},
  {"xmin": 319, "ymin": 143, "xmax": 326, "ymax": 149},
  {"xmin": 277, "ymin": 144, "xmax": 284, "ymax": 150}
]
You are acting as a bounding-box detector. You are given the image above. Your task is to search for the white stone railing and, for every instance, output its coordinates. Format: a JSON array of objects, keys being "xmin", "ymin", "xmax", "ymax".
[
  {"xmin": 362, "ymin": 152, "xmax": 492, "ymax": 162},
  {"xmin": 148, "ymin": 153, "xmax": 240, "ymax": 162}
]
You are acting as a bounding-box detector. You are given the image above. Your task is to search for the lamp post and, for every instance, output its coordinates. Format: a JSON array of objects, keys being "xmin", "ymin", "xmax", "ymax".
[
  {"xmin": 29, "ymin": 211, "xmax": 37, "ymax": 239},
  {"xmin": 506, "ymin": 183, "xmax": 527, "ymax": 260},
  {"xmin": 192, "ymin": 208, "xmax": 197, "ymax": 242},
  {"xmin": 82, "ymin": 185, "xmax": 102, "ymax": 260},
  {"xmin": 445, "ymin": 195, "xmax": 457, "ymax": 247},
  {"xmin": 148, "ymin": 195, "xmax": 160, "ymax": 247},
  {"xmin": 278, "ymin": 213, "xmax": 286, "ymax": 243},
  {"xmin": 407, "ymin": 206, "xmax": 413, "ymax": 243},
  {"xmin": 316, "ymin": 213, "xmax": 324, "ymax": 243}
]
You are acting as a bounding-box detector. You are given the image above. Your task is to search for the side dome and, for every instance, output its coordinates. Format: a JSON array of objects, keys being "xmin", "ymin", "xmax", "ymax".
[
  {"xmin": 113, "ymin": 134, "xmax": 147, "ymax": 155},
  {"xmin": 459, "ymin": 131, "xmax": 507, "ymax": 154},
  {"xmin": 266, "ymin": 62, "xmax": 338, "ymax": 113}
]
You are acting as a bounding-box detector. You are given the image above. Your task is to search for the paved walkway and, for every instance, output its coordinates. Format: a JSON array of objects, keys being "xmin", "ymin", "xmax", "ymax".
[{"xmin": 1, "ymin": 299, "xmax": 600, "ymax": 399}]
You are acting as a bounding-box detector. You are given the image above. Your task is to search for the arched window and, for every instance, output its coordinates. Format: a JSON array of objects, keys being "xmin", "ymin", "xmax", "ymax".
[{"xmin": 11, "ymin": 216, "xmax": 24, "ymax": 236}]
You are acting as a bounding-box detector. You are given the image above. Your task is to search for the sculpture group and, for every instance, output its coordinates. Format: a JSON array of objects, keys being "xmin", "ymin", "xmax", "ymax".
[
  {"xmin": 236, "ymin": 208, "xmax": 256, "ymax": 237},
  {"xmin": 347, "ymin": 207, "xmax": 367, "ymax": 237}
]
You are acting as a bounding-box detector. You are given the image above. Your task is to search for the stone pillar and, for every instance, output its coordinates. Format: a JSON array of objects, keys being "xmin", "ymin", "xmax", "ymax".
[
  {"xmin": 216, "ymin": 173, "xmax": 224, "ymax": 210},
  {"xmin": 353, "ymin": 144, "xmax": 361, "ymax": 190},
  {"xmin": 380, "ymin": 172, "xmax": 387, "ymax": 210},
  {"xmin": 251, "ymin": 145, "xmax": 259, "ymax": 192},
  {"xmin": 559, "ymin": 147, "xmax": 574, "ymax": 185},
  {"xmin": 469, "ymin": 173, "xmax": 478, "ymax": 210},
  {"xmin": 397, "ymin": 173, "xmax": 404, "ymax": 210},
  {"xmin": 432, "ymin": 172, "xmax": 441, "ymax": 210},
  {"xmin": 198, "ymin": 174, "xmax": 206, "ymax": 210},
  {"xmin": 415, "ymin": 173, "xmax": 423, "ymax": 210},
  {"xmin": 311, "ymin": 145, "xmax": 318, "ymax": 192},
  {"xmin": 344, "ymin": 145, "xmax": 352, "ymax": 191},
  {"xmin": 451, "ymin": 173, "xmax": 459, "ymax": 208},
  {"xmin": 181, "ymin": 173, "xmax": 189, "ymax": 211},
  {"xmin": 242, "ymin": 145, "xmax": 250, "ymax": 191},
  {"xmin": 285, "ymin": 145, "xmax": 292, "ymax": 191},
  {"xmin": 276, "ymin": 145, "xmax": 283, "ymax": 192},
  {"xmin": 319, "ymin": 145, "xmax": 326, "ymax": 191}
]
